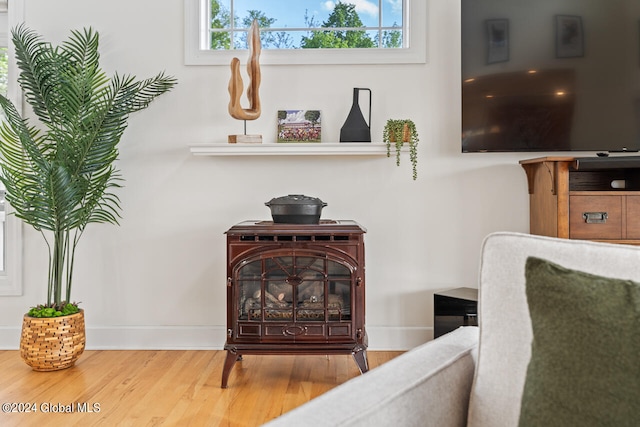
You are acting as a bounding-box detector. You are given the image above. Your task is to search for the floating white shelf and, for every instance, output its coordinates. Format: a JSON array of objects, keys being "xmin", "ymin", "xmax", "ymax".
[{"xmin": 189, "ymin": 142, "xmax": 394, "ymax": 156}]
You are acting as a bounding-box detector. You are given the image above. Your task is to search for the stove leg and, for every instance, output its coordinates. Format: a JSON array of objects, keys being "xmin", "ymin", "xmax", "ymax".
[
  {"xmin": 221, "ymin": 349, "xmax": 241, "ymax": 388},
  {"xmin": 353, "ymin": 347, "xmax": 369, "ymax": 374}
]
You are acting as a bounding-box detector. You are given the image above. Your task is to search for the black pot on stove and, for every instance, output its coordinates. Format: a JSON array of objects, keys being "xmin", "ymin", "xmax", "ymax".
[{"xmin": 265, "ymin": 194, "xmax": 327, "ymax": 224}]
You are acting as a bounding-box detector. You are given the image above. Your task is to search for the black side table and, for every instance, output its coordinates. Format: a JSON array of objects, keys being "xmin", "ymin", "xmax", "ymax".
[{"xmin": 434, "ymin": 287, "xmax": 478, "ymax": 338}]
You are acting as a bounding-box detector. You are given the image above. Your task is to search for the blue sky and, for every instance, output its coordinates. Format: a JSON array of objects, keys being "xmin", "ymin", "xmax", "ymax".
[{"xmin": 232, "ymin": 0, "xmax": 403, "ymax": 28}]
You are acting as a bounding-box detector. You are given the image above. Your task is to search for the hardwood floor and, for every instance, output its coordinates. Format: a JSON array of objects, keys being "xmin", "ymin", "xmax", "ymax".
[{"xmin": 0, "ymin": 350, "xmax": 402, "ymax": 426}]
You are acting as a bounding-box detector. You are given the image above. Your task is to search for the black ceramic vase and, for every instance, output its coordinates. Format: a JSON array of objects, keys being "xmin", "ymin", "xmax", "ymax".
[{"xmin": 340, "ymin": 88, "xmax": 371, "ymax": 142}]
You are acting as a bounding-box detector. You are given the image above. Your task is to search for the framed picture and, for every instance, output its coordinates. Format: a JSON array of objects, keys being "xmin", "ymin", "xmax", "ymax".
[
  {"xmin": 556, "ymin": 15, "xmax": 584, "ymax": 58},
  {"xmin": 486, "ymin": 19, "xmax": 509, "ymax": 64},
  {"xmin": 277, "ymin": 110, "xmax": 322, "ymax": 143}
]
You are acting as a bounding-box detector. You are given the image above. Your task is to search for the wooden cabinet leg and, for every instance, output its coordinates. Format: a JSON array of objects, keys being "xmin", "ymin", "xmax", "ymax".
[{"xmin": 221, "ymin": 349, "xmax": 241, "ymax": 388}]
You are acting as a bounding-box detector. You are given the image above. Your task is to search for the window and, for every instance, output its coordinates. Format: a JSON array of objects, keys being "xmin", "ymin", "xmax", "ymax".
[
  {"xmin": 0, "ymin": 0, "xmax": 23, "ymax": 296},
  {"xmin": 208, "ymin": 0, "xmax": 403, "ymax": 50},
  {"xmin": 184, "ymin": 0, "xmax": 427, "ymax": 65},
  {"xmin": 0, "ymin": 47, "xmax": 7, "ymax": 272}
]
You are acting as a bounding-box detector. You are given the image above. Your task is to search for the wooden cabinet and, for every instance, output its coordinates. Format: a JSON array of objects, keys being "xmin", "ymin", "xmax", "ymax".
[{"xmin": 520, "ymin": 157, "xmax": 640, "ymax": 245}]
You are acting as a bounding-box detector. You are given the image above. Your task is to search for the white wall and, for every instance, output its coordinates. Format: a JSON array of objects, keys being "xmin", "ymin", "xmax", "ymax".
[{"xmin": 0, "ymin": 0, "xmax": 535, "ymax": 350}]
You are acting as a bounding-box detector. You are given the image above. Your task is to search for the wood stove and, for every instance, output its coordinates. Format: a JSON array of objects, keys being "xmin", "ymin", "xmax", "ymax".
[{"xmin": 222, "ymin": 220, "xmax": 368, "ymax": 388}]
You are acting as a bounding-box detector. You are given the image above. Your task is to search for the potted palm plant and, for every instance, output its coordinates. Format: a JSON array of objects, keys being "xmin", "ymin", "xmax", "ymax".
[
  {"xmin": 383, "ymin": 119, "xmax": 419, "ymax": 180},
  {"xmin": 0, "ymin": 25, "xmax": 177, "ymax": 371}
]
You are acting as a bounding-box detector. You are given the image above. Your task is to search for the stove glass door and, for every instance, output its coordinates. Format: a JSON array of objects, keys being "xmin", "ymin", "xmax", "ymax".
[{"xmin": 237, "ymin": 253, "xmax": 352, "ymax": 323}]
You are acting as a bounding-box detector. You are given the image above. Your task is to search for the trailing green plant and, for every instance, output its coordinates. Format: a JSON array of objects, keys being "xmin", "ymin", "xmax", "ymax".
[
  {"xmin": 0, "ymin": 25, "xmax": 177, "ymax": 316},
  {"xmin": 383, "ymin": 119, "xmax": 419, "ymax": 180}
]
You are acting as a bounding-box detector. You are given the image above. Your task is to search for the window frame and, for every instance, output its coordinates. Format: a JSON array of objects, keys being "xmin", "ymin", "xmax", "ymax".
[
  {"xmin": 184, "ymin": 0, "xmax": 427, "ymax": 65},
  {"xmin": 0, "ymin": 0, "xmax": 23, "ymax": 296}
]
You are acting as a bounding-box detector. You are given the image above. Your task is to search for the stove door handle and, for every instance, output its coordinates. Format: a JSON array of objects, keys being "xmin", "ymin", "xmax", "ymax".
[{"xmin": 283, "ymin": 325, "xmax": 307, "ymax": 336}]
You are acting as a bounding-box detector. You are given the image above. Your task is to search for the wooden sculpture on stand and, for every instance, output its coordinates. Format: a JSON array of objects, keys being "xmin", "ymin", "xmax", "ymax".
[{"xmin": 228, "ymin": 19, "xmax": 262, "ymax": 143}]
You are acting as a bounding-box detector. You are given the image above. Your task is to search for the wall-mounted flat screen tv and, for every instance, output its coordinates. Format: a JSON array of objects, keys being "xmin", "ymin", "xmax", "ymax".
[{"xmin": 462, "ymin": 0, "xmax": 640, "ymax": 152}]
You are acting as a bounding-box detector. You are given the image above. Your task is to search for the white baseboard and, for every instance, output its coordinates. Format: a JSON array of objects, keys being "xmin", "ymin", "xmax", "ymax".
[{"xmin": 0, "ymin": 325, "xmax": 433, "ymax": 351}]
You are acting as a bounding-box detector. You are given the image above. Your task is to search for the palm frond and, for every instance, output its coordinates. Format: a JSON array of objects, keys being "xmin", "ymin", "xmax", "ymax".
[
  {"xmin": 11, "ymin": 24, "xmax": 62, "ymax": 129},
  {"xmin": 0, "ymin": 25, "xmax": 177, "ymax": 307}
]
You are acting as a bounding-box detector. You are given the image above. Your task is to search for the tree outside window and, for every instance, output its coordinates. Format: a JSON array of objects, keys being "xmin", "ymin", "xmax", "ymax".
[
  {"xmin": 208, "ymin": 0, "xmax": 403, "ymax": 50},
  {"xmin": 0, "ymin": 47, "xmax": 8, "ymax": 272},
  {"xmin": 0, "ymin": 48, "xmax": 7, "ymax": 97}
]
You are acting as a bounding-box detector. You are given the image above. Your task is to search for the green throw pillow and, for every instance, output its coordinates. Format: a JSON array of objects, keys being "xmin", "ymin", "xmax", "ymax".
[{"xmin": 519, "ymin": 256, "xmax": 640, "ymax": 427}]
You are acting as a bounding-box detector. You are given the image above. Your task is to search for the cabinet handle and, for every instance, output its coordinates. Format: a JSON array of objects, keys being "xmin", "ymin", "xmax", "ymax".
[{"xmin": 583, "ymin": 212, "xmax": 608, "ymax": 224}]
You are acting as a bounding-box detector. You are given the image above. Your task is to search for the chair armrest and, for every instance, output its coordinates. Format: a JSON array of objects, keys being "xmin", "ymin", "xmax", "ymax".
[{"xmin": 264, "ymin": 326, "xmax": 479, "ymax": 427}]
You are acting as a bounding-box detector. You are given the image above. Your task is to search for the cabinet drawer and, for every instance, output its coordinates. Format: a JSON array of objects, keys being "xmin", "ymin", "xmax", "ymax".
[
  {"xmin": 569, "ymin": 195, "xmax": 622, "ymax": 239},
  {"xmin": 626, "ymin": 196, "xmax": 640, "ymax": 239}
]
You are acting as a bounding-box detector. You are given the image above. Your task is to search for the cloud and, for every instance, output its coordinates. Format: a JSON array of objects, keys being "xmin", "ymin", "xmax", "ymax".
[
  {"xmin": 387, "ymin": 0, "xmax": 402, "ymax": 14},
  {"xmin": 322, "ymin": 1, "xmax": 379, "ymax": 17},
  {"xmin": 322, "ymin": 1, "xmax": 336, "ymax": 11},
  {"xmin": 284, "ymin": 110, "xmax": 307, "ymax": 123}
]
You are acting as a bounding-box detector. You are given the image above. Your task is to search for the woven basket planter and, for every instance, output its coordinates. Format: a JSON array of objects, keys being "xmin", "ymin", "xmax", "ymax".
[
  {"xmin": 388, "ymin": 123, "xmax": 411, "ymax": 143},
  {"xmin": 20, "ymin": 309, "xmax": 86, "ymax": 371}
]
